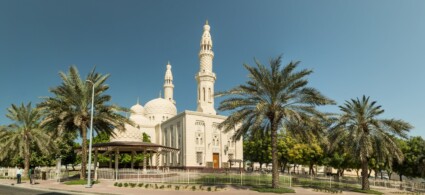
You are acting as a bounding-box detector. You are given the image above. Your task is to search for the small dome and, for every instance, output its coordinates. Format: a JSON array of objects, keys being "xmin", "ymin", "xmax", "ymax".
[
  {"xmin": 110, "ymin": 124, "xmax": 141, "ymax": 142},
  {"xmin": 130, "ymin": 103, "xmax": 144, "ymax": 115},
  {"xmin": 144, "ymin": 98, "xmax": 177, "ymax": 116}
]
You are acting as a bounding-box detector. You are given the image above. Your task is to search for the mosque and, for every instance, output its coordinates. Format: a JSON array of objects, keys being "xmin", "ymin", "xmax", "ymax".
[{"xmin": 106, "ymin": 21, "xmax": 243, "ymax": 170}]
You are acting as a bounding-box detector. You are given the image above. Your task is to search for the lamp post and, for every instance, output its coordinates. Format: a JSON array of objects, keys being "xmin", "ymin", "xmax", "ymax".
[{"xmin": 86, "ymin": 80, "xmax": 95, "ymax": 188}]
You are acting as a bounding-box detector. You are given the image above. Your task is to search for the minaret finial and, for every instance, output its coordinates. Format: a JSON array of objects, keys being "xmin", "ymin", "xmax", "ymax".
[
  {"xmin": 164, "ymin": 61, "xmax": 175, "ymax": 104},
  {"xmin": 206, "ymin": 20, "xmax": 208, "ymax": 25}
]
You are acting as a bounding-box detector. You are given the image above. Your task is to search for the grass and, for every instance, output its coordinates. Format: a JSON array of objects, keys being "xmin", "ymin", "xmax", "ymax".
[
  {"xmin": 63, "ymin": 179, "xmax": 99, "ymax": 185},
  {"xmin": 350, "ymin": 188, "xmax": 384, "ymax": 195},
  {"xmin": 251, "ymin": 187, "xmax": 295, "ymax": 193},
  {"xmin": 295, "ymin": 178, "xmax": 383, "ymax": 195}
]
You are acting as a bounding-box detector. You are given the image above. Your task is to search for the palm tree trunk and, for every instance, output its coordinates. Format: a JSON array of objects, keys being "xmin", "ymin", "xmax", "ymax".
[
  {"xmin": 271, "ymin": 121, "xmax": 279, "ymax": 188},
  {"xmin": 361, "ymin": 160, "xmax": 370, "ymax": 190},
  {"xmin": 24, "ymin": 137, "xmax": 30, "ymax": 178},
  {"xmin": 81, "ymin": 126, "xmax": 87, "ymax": 179}
]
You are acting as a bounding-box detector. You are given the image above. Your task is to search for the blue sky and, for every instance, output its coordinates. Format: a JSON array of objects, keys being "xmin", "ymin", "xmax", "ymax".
[{"xmin": 0, "ymin": 0, "xmax": 424, "ymax": 138}]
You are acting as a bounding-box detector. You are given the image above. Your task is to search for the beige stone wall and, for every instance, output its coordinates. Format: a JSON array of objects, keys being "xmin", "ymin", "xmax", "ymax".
[{"xmin": 159, "ymin": 110, "xmax": 243, "ymax": 168}]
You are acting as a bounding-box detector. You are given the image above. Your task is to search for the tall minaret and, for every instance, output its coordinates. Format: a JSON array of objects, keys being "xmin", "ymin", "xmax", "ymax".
[
  {"xmin": 164, "ymin": 61, "xmax": 175, "ymax": 104},
  {"xmin": 196, "ymin": 20, "xmax": 216, "ymax": 115}
]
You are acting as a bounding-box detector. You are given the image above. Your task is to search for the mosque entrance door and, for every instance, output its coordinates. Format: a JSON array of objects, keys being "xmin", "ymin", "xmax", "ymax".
[{"xmin": 213, "ymin": 153, "xmax": 219, "ymax": 168}]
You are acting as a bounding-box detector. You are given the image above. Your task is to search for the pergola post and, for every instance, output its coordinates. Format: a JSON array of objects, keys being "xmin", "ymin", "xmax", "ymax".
[
  {"xmin": 156, "ymin": 152, "xmax": 160, "ymax": 171},
  {"xmin": 109, "ymin": 153, "xmax": 112, "ymax": 169},
  {"xmin": 131, "ymin": 151, "xmax": 135, "ymax": 169},
  {"xmin": 93, "ymin": 149, "xmax": 98, "ymax": 180},
  {"xmin": 115, "ymin": 149, "xmax": 119, "ymax": 181},
  {"xmin": 149, "ymin": 150, "xmax": 153, "ymax": 168},
  {"xmin": 142, "ymin": 149, "xmax": 147, "ymax": 174}
]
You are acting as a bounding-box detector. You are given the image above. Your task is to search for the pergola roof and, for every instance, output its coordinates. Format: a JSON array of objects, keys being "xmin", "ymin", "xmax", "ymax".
[
  {"xmin": 76, "ymin": 141, "xmax": 179, "ymax": 153},
  {"xmin": 228, "ymin": 159, "xmax": 244, "ymax": 163}
]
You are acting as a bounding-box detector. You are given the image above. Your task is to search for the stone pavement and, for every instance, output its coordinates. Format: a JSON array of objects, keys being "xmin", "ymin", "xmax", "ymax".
[{"xmin": 0, "ymin": 179, "xmax": 404, "ymax": 195}]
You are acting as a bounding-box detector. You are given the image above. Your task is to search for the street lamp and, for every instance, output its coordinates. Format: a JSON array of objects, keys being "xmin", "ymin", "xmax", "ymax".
[{"xmin": 86, "ymin": 80, "xmax": 95, "ymax": 188}]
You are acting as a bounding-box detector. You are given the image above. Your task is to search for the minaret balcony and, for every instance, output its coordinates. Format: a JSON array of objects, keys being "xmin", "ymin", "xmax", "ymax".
[
  {"xmin": 198, "ymin": 50, "xmax": 214, "ymax": 56},
  {"xmin": 195, "ymin": 72, "xmax": 216, "ymax": 80}
]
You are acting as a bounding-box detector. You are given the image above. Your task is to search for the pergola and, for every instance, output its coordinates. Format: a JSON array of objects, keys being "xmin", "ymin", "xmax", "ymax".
[{"xmin": 78, "ymin": 141, "xmax": 179, "ymax": 179}]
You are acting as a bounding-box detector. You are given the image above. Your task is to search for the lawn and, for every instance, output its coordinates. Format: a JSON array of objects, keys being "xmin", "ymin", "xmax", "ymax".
[
  {"xmin": 196, "ymin": 174, "xmax": 384, "ymax": 194},
  {"xmin": 63, "ymin": 179, "xmax": 99, "ymax": 185}
]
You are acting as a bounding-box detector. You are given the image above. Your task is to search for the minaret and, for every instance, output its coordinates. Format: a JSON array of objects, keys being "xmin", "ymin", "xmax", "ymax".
[
  {"xmin": 196, "ymin": 20, "xmax": 216, "ymax": 115},
  {"xmin": 164, "ymin": 61, "xmax": 175, "ymax": 104}
]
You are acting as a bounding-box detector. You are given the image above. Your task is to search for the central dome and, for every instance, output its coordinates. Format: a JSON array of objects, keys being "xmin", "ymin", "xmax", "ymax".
[{"xmin": 144, "ymin": 98, "xmax": 177, "ymax": 116}]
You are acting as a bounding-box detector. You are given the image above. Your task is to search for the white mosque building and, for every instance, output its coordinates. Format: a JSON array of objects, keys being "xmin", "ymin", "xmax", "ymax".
[{"xmin": 109, "ymin": 21, "xmax": 243, "ymax": 169}]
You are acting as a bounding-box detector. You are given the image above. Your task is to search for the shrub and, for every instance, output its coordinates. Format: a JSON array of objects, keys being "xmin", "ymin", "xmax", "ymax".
[
  {"xmin": 130, "ymin": 183, "xmax": 136, "ymax": 188},
  {"xmin": 207, "ymin": 187, "xmax": 211, "ymax": 191},
  {"xmin": 138, "ymin": 183, "xmax": 143, "ymax": 187},
  {"xmin": 114, "ymin": 182, "xmax": 118, "ymax": 186},
  {"xmin": 192, "ymin": 186, "xmax": 196, "ymax": 191},
  {"xmin": 124, "ymin": 183, "xmax": 128, "ymax": 187},
  {"xmin": 117, "ymin": 183, "xmax": 123, "ymax": 187},
  {"xmin": 160, "ymin": 185, "xmax": 164, "ymax": 189},
  {"xmin": 167, "ymin": 184, "xmax": 172, "ymax": 188},
  {"xmin": 145, "ymin": 184, "xmax": 149, "ymax": 188},
  {"xmin": 155, "ymin": 184, "xmax": 158, "ymax": 189},
  {"xmin": 175, "ymin": 186, "xmax": 180, "ymax": 190}
]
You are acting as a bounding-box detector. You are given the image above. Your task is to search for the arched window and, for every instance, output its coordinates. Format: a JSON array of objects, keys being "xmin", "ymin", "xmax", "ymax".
[
  {"xmin": 203, "ymin": 88, "xmax": 205, "ymax": 101},
  {"xmin": 208, "ymin": 88, "xmax": 211, "ymax": 101}
]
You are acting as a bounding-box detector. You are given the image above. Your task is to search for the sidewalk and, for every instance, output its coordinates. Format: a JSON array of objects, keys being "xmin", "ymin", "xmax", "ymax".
[{"xmin": 0, "ymin": 179, "xmax": 403, "ymax": 195}]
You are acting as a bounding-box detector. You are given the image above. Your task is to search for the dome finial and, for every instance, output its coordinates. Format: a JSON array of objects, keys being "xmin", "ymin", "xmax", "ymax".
[
  {"xmin": 159, "ymin": 90, "xmax": 162, "ymax": 98},
  {"xmin": 206, "ymin": 20, "xmax": 208, "ymax": 25},
  {"xmin": 137, "ymin": 97, "xmax": 140, "ymax": 104}
]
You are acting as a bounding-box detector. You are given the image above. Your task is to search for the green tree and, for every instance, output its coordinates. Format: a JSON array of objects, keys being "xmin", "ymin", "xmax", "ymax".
[
  {"xmin": 277, "ymin": 132, "xmax": 294, "ymax": 173},
  {"xmin": 329, "ymin": 96, "xmax": 411, "ymax": 190},
  {"xmin": 218, "ymin": 56, "xmax": 334, "ymax": 188},
  {"xmin": 142, "ymin": 132, "xmax": 151, "ymax": 142},
  {"xmin": 56, "ymin": 132, "xmax": 79, "ymax": 170},
  {"xmin": 38, "ymin": 66, "xmax": 133, "ymax": 179},
  {"xmin": 393, "ymin": 136, "xmax": 425, "ymax": 180},
  {"xmin": 324, "ymin": 143, "xmax": 360, "ymax": 181},
  {"xmin": 243, "ymin": 129, "xmax": 272, "ymax": 170},
  {"xmin": 0, "ymin": 103, "xmax": 55, "ymax": 176},
  {"xmin": 287, "ymin": 140, "xmax": 324, "ymax": 176}
]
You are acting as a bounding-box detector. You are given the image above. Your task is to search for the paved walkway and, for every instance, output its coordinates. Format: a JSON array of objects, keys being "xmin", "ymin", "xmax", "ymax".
[{"xmin": 0, "ymin": 179, "xmax": 404, "ymax": 195}]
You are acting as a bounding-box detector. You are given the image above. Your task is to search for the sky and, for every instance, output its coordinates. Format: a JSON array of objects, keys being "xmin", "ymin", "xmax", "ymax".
[{"xmin": 0, "ymin": 0, "xmax": 424, "ymax": 138}]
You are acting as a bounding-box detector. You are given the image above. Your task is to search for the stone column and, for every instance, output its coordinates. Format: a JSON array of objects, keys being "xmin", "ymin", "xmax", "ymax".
[{"xmin": 142, "ymin": 149, "xmax": 147, "ymax": 174}]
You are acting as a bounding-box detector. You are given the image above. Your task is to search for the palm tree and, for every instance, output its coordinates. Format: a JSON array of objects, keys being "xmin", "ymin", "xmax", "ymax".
[
  {"xmin": 38, "ymin": 66, "xmax": 132, "ymax": 179},
  {"xmin": 217, "ymin": 56, "xmax": 334, "ymax": 188},
  {"xmin": 329, "ymin": 96, "xmax": 411, "ymax": 190},
  {"xmin": 0, "ymin": 103, "xmax": 54, "ymax": 176}
]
